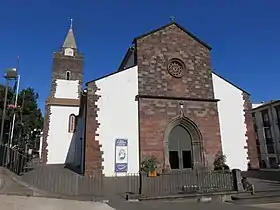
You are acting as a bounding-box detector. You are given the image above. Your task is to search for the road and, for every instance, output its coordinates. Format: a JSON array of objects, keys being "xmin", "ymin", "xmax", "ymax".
[{"xmin": 0, "ymin": 195, "xmax": 279, "ymax": 210}]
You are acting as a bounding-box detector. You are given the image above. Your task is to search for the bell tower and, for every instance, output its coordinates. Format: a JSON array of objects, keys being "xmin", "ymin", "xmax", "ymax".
[{"xmin": 42, "ymin": 20, "xmax": 84, "ymax": 164}]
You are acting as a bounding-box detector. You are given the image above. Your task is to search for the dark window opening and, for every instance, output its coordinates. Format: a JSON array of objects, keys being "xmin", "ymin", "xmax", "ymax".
[
  {"xmin": 182, "ymin": 150, "xmax": 192, "ymax": 168},
  {"xmin": 261, "ymin": 110, "xmax": 270, "ymax": 126},
  {"xmin": 169, "ymin": 151, "xmax": 179, "ymax": 169},
  {"xmin": 68, "ymin": 114, "xmax": 76, "ymax": 133},
  {"xmin": 261, "ymin": 160, "xmax": 267, "ymax": 168},
  {"xmin": 266, "ymin": 138, "xmax": 273, "ymax": 145},
  {"xmin": 264, "ymin": 127, "xmax": 272, "ymax": 139},
  {"xmin": 258, "ymin": 157, "xmax": 261, "ymax": 168},
  {"xmin": 269, "ymin": 157, "xmax": 277, "ymax": 168},
  {"xmin": 66, "ymin": 71, "xmax": 71, "ymax": 80},
  {"xmin": 276, "ymin": 106, "xmax": 280, "ymax": 131},
  {"xmin": 266, "ymin": 144, "xmax": 275, "ymax": 154}
]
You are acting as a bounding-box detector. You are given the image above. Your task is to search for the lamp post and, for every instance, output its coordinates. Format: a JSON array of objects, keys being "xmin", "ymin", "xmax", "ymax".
[
  {"xmin": 0, "ymin": 68, "xmax": 18, "ymax": 145},
  {"xmin": 10, "ymin": 74, "xmax": 20, "ymax": 146}
]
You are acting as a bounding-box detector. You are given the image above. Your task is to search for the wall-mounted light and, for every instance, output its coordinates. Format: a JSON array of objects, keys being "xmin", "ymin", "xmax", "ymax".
[{"xmin": 179, "ymin": 102, "xmax": 183, "ymax": 109}]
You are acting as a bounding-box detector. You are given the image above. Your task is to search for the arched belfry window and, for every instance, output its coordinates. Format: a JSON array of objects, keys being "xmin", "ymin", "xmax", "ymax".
[
  {"xmin": 68, "ymin": 114, "xmax": 76, "ymax": 133},
  {"xmin": 66, "ymin": 71, "xmax": 71, "ymax": 80}
]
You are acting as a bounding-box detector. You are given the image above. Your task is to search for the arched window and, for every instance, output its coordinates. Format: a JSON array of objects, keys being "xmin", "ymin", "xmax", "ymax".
[
  {"xmin": 68, "ymin": 114, "xmax": 76, "ymax": 133},
  {"xmin": 66, "ymin": 71, "xmax": 71, "ymax": 80}
]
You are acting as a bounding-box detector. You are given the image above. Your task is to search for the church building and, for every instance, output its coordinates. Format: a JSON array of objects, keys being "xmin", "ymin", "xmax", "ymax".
[
  {"xmin": 41, "ymin": 23, "xmax": 83, "ymax": 165},
  {"xmin": 41, "ymin": 21, "xmax": 259, "ymax": 177}
]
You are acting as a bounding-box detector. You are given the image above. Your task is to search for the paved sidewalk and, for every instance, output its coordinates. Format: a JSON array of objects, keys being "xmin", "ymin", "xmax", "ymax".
[
  {"xmin": 108, "ymin": 199, "xmax": 264, "ymax": 210},
  {"xmin": 0, "ymin": 194, "xmax": 277, "ymax": 210},
  {"xmin": 247, "ymin": 203, "xmax": 280, "ymax": 209},
  {"xmin": 0, "ymin": 195, "xmax": 114, "ymax": 210}
]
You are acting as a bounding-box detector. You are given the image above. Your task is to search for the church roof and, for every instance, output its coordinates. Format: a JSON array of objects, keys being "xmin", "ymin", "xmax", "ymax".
[
  {"xmin": 133, "ymin": 22, "xmax": 212, "ymax": 50},
  {"xmin": 63, "ymin": 28, "xmax": 77, "ymax": 49}
]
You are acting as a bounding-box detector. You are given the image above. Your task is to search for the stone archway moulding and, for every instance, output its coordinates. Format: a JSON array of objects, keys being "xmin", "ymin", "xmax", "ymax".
[{"xmin": 163, "ymin": 116, "xmax": 205, "ymax": 171}]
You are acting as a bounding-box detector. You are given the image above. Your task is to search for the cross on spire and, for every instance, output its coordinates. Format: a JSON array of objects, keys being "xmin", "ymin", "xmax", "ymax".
[
  {"xmin": 170, "ymin": 16, "xmax": 175, "ymax": 22},
  {"xmin": 70, "ymin": 18, "xmax": 73, "ymax": 29},
  {"xmin": 62, "ymin": 18, "xmax": 77, "ymax": 49}
]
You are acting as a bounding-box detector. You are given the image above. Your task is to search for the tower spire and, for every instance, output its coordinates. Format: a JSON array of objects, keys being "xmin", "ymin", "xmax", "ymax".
[{"xmin": 62, "ymin": 18, "xmax": 77, "ymax": 49}]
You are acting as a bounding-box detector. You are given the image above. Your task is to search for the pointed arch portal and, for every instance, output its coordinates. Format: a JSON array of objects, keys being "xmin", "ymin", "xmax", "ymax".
[{"xmin": 163, "ymin": 117, "xmax": 205, "ymax": 170}]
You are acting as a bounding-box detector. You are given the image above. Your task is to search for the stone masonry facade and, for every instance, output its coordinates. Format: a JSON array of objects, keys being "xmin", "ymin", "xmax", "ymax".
[
  {"xmin": 138, "ymin": 98, "xmax": 222, "ymax": 169},
  {"xmin": 42, "ymin": 51, "xmax": 84, "ymax": 164},
  {"xmin": 84, "ymin": 82, "xmax": 103, "ymax": 177},
  {"xmin": 136, "ymin": 24, "xmax": 222, "ymax": 169},
  {"xmin": 243, "ymin": 92, "xmax": 259, "ymax": 169}
]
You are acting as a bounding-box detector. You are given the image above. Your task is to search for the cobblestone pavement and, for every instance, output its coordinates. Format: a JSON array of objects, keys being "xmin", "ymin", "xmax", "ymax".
[{"xmin": 0, "ymin": 195, "xmax": 114, "ymax": 210}]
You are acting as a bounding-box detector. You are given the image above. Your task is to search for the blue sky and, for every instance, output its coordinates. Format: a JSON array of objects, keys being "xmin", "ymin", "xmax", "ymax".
[{"xmin": 0, "ymin": 1, "xmax": 279, "ymax": 111}]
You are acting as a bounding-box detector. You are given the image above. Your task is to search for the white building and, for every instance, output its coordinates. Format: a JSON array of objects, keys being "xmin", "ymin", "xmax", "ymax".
[
  {"xmin": 252, "ymin": 100, "xmax": 280, "ymax": 168},
  {"xmin": 42, "ymin": 21, "xmax": 258, "ymax": 176}
]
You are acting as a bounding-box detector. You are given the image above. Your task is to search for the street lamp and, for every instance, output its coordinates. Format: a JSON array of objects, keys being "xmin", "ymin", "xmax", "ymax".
[
  {"xmin": 0, "ymin": 68, "xmax": 18, "ymax": 145},
  {"xmin": 10, "ymin": 74, "xmax": 20, "ymax": 146}
]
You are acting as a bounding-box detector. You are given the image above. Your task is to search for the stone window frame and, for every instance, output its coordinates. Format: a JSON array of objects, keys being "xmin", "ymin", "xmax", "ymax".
[
  {"xmin": 68, "ymin": 114, "xmax": 76, "ymax": 133},
  {"xmin": 167, "ymin": 58, "xmax": 186, "ymax": 78},
  {"xmin": 163, "ymin": 116, "xmax": 205, "ymax": 170},
  {"xmin": 66, "ymin": 70, "xmax": 71, "ymax": 80}
]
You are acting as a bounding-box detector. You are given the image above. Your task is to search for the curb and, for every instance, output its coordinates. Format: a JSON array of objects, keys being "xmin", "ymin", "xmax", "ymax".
[{"xmin": 137, "ymin": 191, "xmax": 237, "ymax": 201}]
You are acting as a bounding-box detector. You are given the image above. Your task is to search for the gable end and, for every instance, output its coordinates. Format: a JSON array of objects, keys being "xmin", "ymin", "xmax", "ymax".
[{"xmin": 133, "ymin": 22, "xmax": 211, "ymax": 50}]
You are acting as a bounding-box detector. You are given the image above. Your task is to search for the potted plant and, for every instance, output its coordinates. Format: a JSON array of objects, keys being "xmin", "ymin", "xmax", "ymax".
[{"xmin": 141, "ymin": 156, "xmax": 158, "ymax": 177}]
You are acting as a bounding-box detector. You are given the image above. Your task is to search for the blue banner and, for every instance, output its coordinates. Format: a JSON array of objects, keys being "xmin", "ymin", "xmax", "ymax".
[{"xmin": 115, "ymin": 139, "xmax": 128, "ymax": 172}]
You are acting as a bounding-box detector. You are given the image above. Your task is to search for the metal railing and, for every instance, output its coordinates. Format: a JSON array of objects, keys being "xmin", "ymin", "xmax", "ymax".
[
  {"xmin": 0, "ymin": 145, "xmax": 31, "ymax": 175},
  {"xmin": 126, "ymin": 170, "xmax": 234, "ymax": 197},
  {"xmin": 0, "ymin": 146, "xmax": 234, "ymax": 198},
  {"xmin": 0, "ymin": 145, "xmax": 104, "ymax": 197},
  {"xmin": 22, "ymin": 165, "xmax": 104, "ymax": 196}
]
